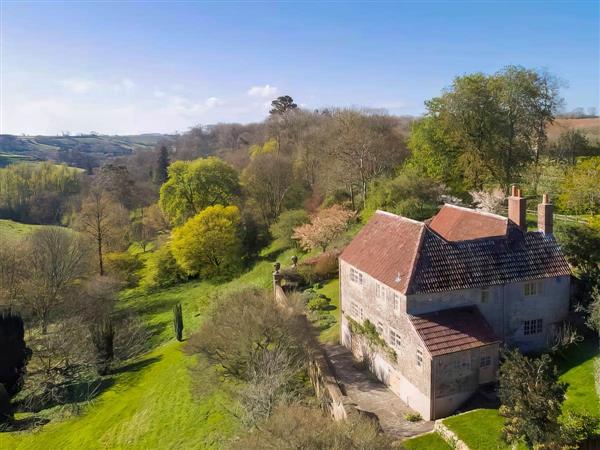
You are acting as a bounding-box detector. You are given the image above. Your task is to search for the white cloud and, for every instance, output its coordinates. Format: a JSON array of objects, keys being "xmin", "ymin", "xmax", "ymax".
[
  {"xmin": 205, "ymin": 97, "xmax": 223, "ymax": 108},
  {"xmin": 61, "ymin": 78, "xmax": 97, "ymax": 94},
  {"xmin": 247, "ymin": 84, "xmax": 278, "ymax": 98}
]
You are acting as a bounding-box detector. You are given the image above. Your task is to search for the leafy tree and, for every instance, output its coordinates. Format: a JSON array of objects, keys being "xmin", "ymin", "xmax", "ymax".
[
  {"xmin": 558, "ymin": 157, "xmax": 600, "ymax": 215},
  {"xmin": 159, "ymin": 157, "xmax": 240, "ymax": 225},
  {"xmin": 171, "ymin": 205, "xmax": 243, "ymax": 278},
  {"xmin": 363, "ymin": 169, "xmax": 442, "ymax": 221},
  {"xmin": 140, "ymin": 243, "xmax": 188, "ymax": 290},
  {"xmin": 269, "ymin": 209, "xmax": 310, "ymax": 249},
  {"xmin": 293, "ymin": 205, "xmax": 354, "ymax": 252},
  {"xmin": 76, "ymin": 190, "xmax": 130, "ymax": 276},
  {"xmin": 248, "ymin": 138, "xmax": 278, "ymax": 159},
  {"xmin": 154, "ymin": 144, "xmax": 170, "ymax": 185},
  {"xmin": 269, "ymin": 95, "xmax": 298, "ymax": 115},
  {"xmin": 499, "ymin": 350, "xmax": 566, "ymax": 447},
  {"xmin": 417, "ymin": 66, "xmax": 562, "ymax": 190},
  {"xmin": 551, "ymin": 129, "xmax": 590, "ymax": 164}
]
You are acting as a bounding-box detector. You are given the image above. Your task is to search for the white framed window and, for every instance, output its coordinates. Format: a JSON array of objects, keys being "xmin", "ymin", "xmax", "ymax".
[
  {"xmin": 524, "ymin": 281, "xmax": 543, "ymax": 297},
  {"xmin": 350, "ymin": 302, "xmax": 364, "ymax": 321},
  {"xmin": 416, "ymin": 348, "xmax": 424, "ymax": 367},
  {"xmin": 480, "ymin": 355, "xmax": 492, "ymax": 368},
  {"xmin": 393, "ymin": 293, "xmax": 400, "ymax": 312},
  {"xmin": 481, "ymin": 288, "xmax": 489, "ymax": 304},
  {"xmin": 523, "ymin": 318, "xmax": 543, "ymax": 336},
  {"xmin": 389, "ymin": 328, "xmax": 402, "ymax": 349},
  {"xmin": 376, "ymin": 320, "xmax": 385, "ymax": 336},
  {"xmin": 350, "ymin": 267, "xmax": 363, "ymax": 285},
  {"xmin": 375, "ymin": 282, "xmax": 385, "ymax": 302}
]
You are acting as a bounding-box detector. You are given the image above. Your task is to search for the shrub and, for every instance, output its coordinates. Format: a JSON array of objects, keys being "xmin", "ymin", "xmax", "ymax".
[
  {"xmin": 104, "ymin": 252, "xmax": 143, "ymax": 287},
  {"xmin": 307, "ymin": 295, "xmax": 329, "ymax": 311},
  {"xmin": 405, "ymin": 412, "xmax": 422, "ymax": 422},
  {"xmin": 0, "ymin": 312, "xmax": 31, "ymax": 396},
  {"xmin": 140, "ymin": 244, "xmax": 188, "ymax": 290},
  {"xmin": 269, "ymin": 209, "xmax": 310, "ymax": 249},
  {"xmin": 297, "ymin": 250, "xmax": 340, "ymax": 284}
]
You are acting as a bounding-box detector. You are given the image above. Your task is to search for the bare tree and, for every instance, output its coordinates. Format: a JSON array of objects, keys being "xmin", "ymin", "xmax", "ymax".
[
  {"xmin": 21, "ymin": 228, "xmax": 90, "ymax": 333},
  {"xmin": 0, "ymin": 241, "xmax": 26, "ymax": 311},
  {"xmin": 76, "ymin": 190, "xmax": 129, "ymax": 276}
]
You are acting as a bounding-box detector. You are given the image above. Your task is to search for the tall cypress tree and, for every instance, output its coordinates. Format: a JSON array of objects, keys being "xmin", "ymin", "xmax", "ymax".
[
  {"xmin": 154, "ymin": 145, "xmax": 170, "ymax": 185},
  {"xmin": 0, "ymin": 311, "xmax": 31, "ymax": 396}
]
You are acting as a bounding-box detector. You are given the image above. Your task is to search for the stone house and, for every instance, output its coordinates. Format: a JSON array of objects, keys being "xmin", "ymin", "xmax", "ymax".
[{"xmin": 339, "ymin": 187, "xmax": 571, "ymax": 420}]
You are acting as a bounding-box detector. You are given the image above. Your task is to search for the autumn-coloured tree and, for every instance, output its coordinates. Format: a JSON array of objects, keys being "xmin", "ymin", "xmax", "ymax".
[
  {"xmin": 171, "ymin": 205, "xmax": 242, "ymax": 278},
  {"xmin": 292, "ymin": 205, "xmax": 354, "ymax": 252}
]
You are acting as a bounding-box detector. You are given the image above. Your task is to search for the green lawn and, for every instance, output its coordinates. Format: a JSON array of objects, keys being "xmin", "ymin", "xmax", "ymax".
[
  {"xmin": 0, "ymin": 248, "xmax": 296, "ymax": 449},
  {"xmin": 403, "ymin": 432, "xmax": 452, "ymax": 450},
  {"xmin": 557, "ymin": 338, "xmax": 600, "ymax": 416},
  {"xmin": 316, "ymin": 278, "xmax": 341, "ymax": 344},
  {"xmin": 437, "ymin": 339, "xmax": 600, "ymax": 450},
  {"xmin": 0, "ymin": 219, "xmax": 43, "ymax": 242}
]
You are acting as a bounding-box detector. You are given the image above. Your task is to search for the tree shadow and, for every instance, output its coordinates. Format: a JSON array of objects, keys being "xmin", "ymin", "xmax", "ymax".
[
  {"xmin": 555, "ymin": 335, "xmax": 599, "ymax": 374},
  {"xmin": 112, "ymin": 355, "xmax": 162, "ymax": 375}
]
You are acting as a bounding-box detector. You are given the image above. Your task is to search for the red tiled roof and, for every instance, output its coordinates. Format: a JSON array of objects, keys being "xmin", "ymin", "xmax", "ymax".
[
  {"xmin": 429, "ymin": 204, "xmax": 508, "ymax": 241},
  {"xmin": 339, "ymin": 211, "xmax": 424, "ymax": 293},
  {"xmin": 410, "ymin": 306, "xmax": 499, "ymax": 356},
  {"xmin": 339, "ymin": 208, "xmax": 571, "ymax": 295}
]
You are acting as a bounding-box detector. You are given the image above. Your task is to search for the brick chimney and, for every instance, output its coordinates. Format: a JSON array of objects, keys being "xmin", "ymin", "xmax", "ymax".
[
  {"xmin": 508, "ymin": 185, "xmax": 527, "ymax": 232},
  {"xmin": 537, "ymin": 193, "xmax": 553, "ymax": 235}
]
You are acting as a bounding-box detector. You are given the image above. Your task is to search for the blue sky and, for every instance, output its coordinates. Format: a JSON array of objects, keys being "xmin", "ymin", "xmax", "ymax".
[{"xmin": 1, "ymin": 1, "xmax": 598, "ymax": 135}]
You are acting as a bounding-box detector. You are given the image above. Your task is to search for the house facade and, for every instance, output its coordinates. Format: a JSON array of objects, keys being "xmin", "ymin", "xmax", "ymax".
[{"xmin": 339, "ymin": 188, "xmax": 571, "ymax": 420}]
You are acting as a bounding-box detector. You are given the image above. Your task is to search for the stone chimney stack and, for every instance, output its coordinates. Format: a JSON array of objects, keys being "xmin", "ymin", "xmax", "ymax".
[
  {"xmin": 537, "ymin": 193, "xmax": 553, "ymax": 235},
  {"xmin": 508, "ymin": 185, "xmax": 527, "ymax": 232}
]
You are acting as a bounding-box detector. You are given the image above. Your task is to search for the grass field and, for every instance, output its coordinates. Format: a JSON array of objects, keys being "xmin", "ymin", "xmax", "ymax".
[
  {"xmin": 0, "ymin": 219, "xmax": 43, "ymax": 242},
  {"xmin": 403, "ymin": 431, "xmax": 452, "ymax": 449},
  {"xmin": 316, "ymin": 278, "xmax": 341, "ymax": 343},
  {"xmin": 0, "ymin": 246, "xmax": 297, "ymax": 449}
]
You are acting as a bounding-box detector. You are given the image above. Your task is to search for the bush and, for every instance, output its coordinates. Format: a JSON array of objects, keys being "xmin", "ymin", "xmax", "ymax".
[
  {"xmin": 140, "ymin": 244, "xmax": 188, "ymax": 290},
  {"xmin": 230, "ymin": 404, "xmax": 394, "ymax": 449},
  {"xmin": 307, "ymin": 295, "xmax": 329, "ymax": 311},
  {"xmin": 269, "ymin": 209, "xmax": 310, "ymax": 249},
  {"xmin": 297, "ymin": 250, "xmax": 340, "ymax": 284},
  {"xmin": 104, "ymin": 252, "xmax": 143, "ymax": 287},
  {"xmin": 405, "ymin": 412, "xmax": 422, "ymax": 422}
]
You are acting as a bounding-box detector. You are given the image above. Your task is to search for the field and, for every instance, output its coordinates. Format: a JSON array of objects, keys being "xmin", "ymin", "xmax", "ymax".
[
  {"xmin": 0, "ymin": 219, "xmax": 43, "ymax": 242},
  {"xmin": 0, "ymin": 245, "xmax": 297, "ymax": 449},
  {"xmin": 548, "ymin": 117, "xmax": 600, "ymax": 140}
]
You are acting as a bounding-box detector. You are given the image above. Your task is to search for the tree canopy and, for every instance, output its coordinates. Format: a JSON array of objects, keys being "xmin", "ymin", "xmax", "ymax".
[{"xmin": 159, "ymin": 157, "xmax": 240, "ymax": 225}]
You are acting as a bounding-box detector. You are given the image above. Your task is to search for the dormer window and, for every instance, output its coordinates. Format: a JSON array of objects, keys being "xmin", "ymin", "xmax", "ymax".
[{"xmin": 350, "ymin": 267, "xmax": 363, "ymax": 285}]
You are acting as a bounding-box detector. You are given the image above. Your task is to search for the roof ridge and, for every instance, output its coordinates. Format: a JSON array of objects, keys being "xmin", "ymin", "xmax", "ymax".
[
  {"xmin": 442, "ymin": 203, "xmax": 508, "ymax": 222},
  {"xmin": 375, "ymin": 210, "xmax": 425, "ymax": 226}
]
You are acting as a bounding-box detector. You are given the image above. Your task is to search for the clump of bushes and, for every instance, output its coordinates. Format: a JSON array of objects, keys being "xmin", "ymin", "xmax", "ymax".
[
  {"xmin": 140, "ymin": 244, "xmax": 188, "ymax": 290},
  {"xmin": 104, "ymin": 252, "xmax": 143, "ymax": 287},
  {"xmin": 405, "ymin": 412, "xmax": 422, "ymax": 422}
]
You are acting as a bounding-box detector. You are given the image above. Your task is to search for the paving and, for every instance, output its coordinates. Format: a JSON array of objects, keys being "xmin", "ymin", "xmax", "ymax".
[{"xmin": 323, "ymin": 344, "xmax": 434, "ymax": 440}]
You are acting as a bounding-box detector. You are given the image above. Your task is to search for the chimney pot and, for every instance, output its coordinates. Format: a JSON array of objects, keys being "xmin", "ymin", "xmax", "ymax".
[
  {"xmin": 538, "ymin": 193, "xmax": 553, "ymax": 234},
  {"xmin": 508, "ymin": 185, "xmax": 527, "ymax": 232}
]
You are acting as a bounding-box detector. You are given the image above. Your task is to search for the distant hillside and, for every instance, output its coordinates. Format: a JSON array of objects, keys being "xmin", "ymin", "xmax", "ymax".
[
  {"xmin": 548, "ymin": 117, "xmax": 600, "ymax": 141},
  {"xmin": 0, "ymin": 133, "xmax": 173, "ymax": 168}
]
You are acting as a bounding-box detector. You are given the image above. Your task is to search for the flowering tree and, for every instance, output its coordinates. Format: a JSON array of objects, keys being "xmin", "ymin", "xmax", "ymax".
[
  {"xmin": 292, "ymin": 205, "xmax": 354, "ymax": 252},
  {"xmin": 470, "ymin": 188, "xmax": 506, "ymax": 214}
]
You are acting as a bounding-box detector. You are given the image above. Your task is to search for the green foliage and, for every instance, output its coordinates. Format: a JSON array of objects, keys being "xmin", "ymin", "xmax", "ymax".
[
  {"xmin": 556, "ymin": 221, "xmax": 600, "ymax": 307},
  {"xmin": 158, "ymin": 157, "xmax": 240, "ymax": 225},
  {"xmin": 154, "ymin": 145, "xmax": 170, "ymax": 185},
  {"xmin": 559, "ymin": 411, "xmax": 600, "ymax": 447},
  {"xmin": 558, "ymin": 157, "xmax": 600, "ymax": 215},
  {"xmin": 363, "ymin": 168, "xmax": 442, "ymax": 221},
  {"xmin": 269, "ymin": 95, "xmax": 298, "ymax": 115},
  {"xmin": 551, "ymin": 129, "xmax": 591, "ymax": 163},
  {"xmin": 172, "ymin": 303, "xmax": 183, "ymax": 342},
  {"xmin": 499, "ymin": 350, "xmax": 566, "ymax": 447},
  {"xmin": 269, "ymin": 209, "xmax": 309, "ymax": 249},
  {"xmin": 140, "ymin": 244, "xmax": 188, "ymax": 290},
  {"xmin": 171, "ymin": 205, "xmax": 243, "ymax": 279},
  {"xmin": 0, "ymin": 162, "xmax": 81, "ymax": 224},
  {"xmin": 307, "ymin": 295, "xmax": 329, "ymax": 311},
  {"xmin": 248, "ymin": 138, "xmax": 278, "ymax": 160},
  {"xmin": 347, "ymin": 317, "xmax": 396, "ymax": 361},
  {"xmin": 104, "ymin": 252, "xmax": 143, "ymax": 287},
  {"xmin": 404, "ymin": 412, "xmax": 422, "ymax": 422},
  {"xmin": 403, "ymin": 432, "xmax": 452, "ymax": 450}
]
